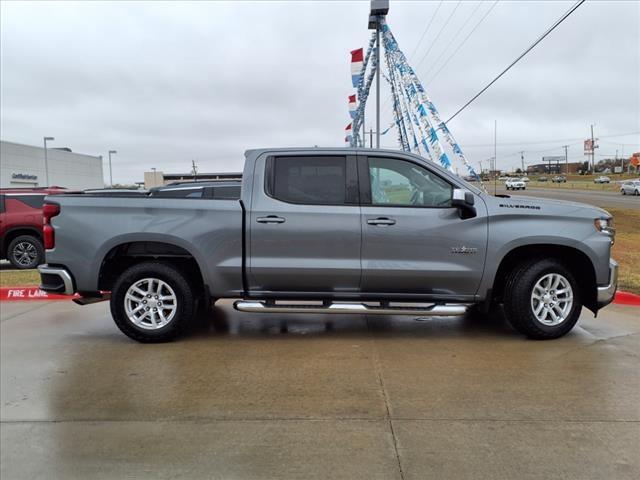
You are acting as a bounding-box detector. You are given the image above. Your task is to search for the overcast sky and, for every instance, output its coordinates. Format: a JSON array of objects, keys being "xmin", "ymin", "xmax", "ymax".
[{"xmin": 1, "ymin": 0, "xmax": 639, "ymax": 183}]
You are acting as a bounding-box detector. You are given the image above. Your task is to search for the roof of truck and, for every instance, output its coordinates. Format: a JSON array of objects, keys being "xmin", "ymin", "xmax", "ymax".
[{"xmin": 245, "ymin": 147, "xmax": 416, "ymax": 155}]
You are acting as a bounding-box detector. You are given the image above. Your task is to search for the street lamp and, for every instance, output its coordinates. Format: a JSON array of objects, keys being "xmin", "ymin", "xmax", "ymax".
[
  {"xmin": 43, "ymin": 136, "xmax": 55, "ymax": 186},
  {"xmin": 108, "ymin": 150, "xmax": 117, "ymax": 187}
]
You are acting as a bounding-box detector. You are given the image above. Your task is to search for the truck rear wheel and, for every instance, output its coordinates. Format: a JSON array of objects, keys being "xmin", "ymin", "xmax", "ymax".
[
  {"xmin": 110, "ymin": 262, "xmax": 195, "ymax": 343},
  {"xmin": 503, "ymin": 258, "xmax": 581, "ymax": 339}
]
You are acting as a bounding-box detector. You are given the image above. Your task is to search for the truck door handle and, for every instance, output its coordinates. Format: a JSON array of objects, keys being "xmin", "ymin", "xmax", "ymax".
[
  {"xmin": 367, "ymin": 217, "xmax": 396, "ymax": 226},
  {"xmin": 256, "ymin": 215, "xmax": 286, "ymax": 224}
]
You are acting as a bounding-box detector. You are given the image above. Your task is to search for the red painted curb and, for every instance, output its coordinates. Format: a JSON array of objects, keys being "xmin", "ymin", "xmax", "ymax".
[
  {"xmin": 1, "ymin": 286, "xmax": 639, "ymax": 306},
  {"xmin": 614, "ymin": 290, "xmax": 640, "ymax": 306},
  {"xmin": 0, "ymin": 286, "xmax": 78, "ymax": 301}
]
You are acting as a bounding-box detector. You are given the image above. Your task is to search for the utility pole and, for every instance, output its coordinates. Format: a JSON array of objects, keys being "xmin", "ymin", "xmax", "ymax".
[
  {"xmin": 590, "ymin": 124, "xmax": 597, "ymax": 173},
  {"xmin": 368, "ymin": 1, "xmax": 388, "ymax": 149},
  {"xmin": 519, "ymin": 151, "xmax": 525, "ymax": 173},
  {"xmin": 191, "ymin": 160, "xmax": 198, "ymax": 181},
  {"xmin": 493, "ymin": 120, "xmax": 497, "ymax": 195},
  {"xmin": 362, "ymin": 112, "xmax": 366, "ymax": 147},
  {"xmin": 563, "ymin": 145, "xmax": 569, "ymax": 175}
]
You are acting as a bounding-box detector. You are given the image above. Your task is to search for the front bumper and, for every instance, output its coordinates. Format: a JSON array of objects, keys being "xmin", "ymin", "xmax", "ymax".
[
  {"xmin": 38, "ymin": 264, "xmax": 75, "ymax": 295},
  {"xmin": 596, "ymin": 259, "xmax": 618, "ymax": 308}
]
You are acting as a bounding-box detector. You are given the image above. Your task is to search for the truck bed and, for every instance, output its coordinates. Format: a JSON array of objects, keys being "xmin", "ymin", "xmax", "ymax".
[{"xmin": 45, "ymin": 194, "xmax": 245, "ymax": 297}]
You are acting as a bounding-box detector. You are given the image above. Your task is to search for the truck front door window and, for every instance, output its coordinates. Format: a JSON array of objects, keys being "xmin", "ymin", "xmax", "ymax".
[{"xmin": 368, "ymin": 157, "xmax": 452, "ymax": 207}]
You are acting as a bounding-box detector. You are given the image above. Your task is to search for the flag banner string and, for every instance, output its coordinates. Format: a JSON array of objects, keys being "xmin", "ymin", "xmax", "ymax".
[{"xmin": 347, "ymin": 19, "xmax": 484, "ymax": 190}]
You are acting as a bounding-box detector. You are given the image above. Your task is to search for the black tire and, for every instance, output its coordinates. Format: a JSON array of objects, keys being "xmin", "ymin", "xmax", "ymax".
[
  {"xmin": 110, "ymin": 262, "xmax": 196, "ymax": 343},
  {"xmin": 502, "ymin": 258, "xmax": 582, "ymax": 340},
  {"xmin": 7, "ymin": 235, "xmax": 44, "ymax": 269},
  {"xmin": 622, "ymin": 190, "xmax": 626, "ymax": 195}
]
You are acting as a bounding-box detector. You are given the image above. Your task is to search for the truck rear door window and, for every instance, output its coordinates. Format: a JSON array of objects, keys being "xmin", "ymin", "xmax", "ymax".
[{"xmin": 270, "ymin": 156, "xmax": 346, "ymax": 205}]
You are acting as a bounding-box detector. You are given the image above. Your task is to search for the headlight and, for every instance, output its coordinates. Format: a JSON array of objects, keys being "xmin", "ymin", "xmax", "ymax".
[{"xmin": 595, "ymin": 217, "xmax": 615, "ymax": 243}]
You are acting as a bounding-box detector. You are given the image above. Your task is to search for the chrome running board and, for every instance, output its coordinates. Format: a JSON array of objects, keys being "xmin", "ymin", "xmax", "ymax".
[{"xmin": 233, "ymin": 301, "xmax": 468, "ymax": 316}]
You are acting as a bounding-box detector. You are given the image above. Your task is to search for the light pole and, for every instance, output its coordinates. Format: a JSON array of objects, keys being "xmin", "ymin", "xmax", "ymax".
[
  {"xmin": 368, "ymin": 0, "xmax": 389, "ymax": 149},
  {"xmin": 43, "ymin": 136, "xmax": 55, "ymax": 186},
  {"xmin": 108, "ymin": 150, "xmax": 117, "ymax": 187}
]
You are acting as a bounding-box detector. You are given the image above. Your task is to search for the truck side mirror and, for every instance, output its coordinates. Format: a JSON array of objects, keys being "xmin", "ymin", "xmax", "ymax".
[{"xmin": 452, "ymin": 188, "xmax": 476, "ymax": 219}]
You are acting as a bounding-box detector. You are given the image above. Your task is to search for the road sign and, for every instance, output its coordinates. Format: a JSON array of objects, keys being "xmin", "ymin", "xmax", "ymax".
[
  {"xmin": 542, "ymin": 156, "xmax": 564, "ymax": 162},
  {"xmin": 584, "ymin": 139, "xmax": 593, "ymax": 155}
]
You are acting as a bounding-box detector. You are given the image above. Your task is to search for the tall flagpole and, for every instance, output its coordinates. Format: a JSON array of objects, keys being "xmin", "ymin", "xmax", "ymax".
[
  {"xmin": 376, "ymin": 22, "xmax": 381, "ymax": 148},
  {"xmin": 369, "ymin": 1, "xmax": 388, "ymax": 149}
]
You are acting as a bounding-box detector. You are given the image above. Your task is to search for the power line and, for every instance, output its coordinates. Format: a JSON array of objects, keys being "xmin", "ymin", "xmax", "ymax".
[
  {"xmin": 425, "ymin": 0, "xmax": 500, "ymax": 86},
  {"xmin": 463, "ymin": 130, "xmax": 640, "ymax": 149},
  {"xmin": 444, "ymin": 0, "xmax": 587, "ymax": 125},
  {"xmin": 381, "ymin": 0, "xmax": 497, "ymax": 120},
  {"xmin": 421, "ymin": 1, "xmax": 485, "ymax": 81},
  {"xmin": 414, "ymin": 1, "xmax": 463, "ymax": 71},
  {"xmin": 407, "ymin": 0, "xmax": 444, "ymax": 61}
]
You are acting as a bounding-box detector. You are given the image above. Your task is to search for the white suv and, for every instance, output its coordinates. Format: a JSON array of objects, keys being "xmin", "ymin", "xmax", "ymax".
[
  {"xmin": 505, "ymin": 179, "xmax": 526, "ymax": 190},
  {"xmin": 620, "ymin": 180, "xmax": 640, "ymax": 196}
]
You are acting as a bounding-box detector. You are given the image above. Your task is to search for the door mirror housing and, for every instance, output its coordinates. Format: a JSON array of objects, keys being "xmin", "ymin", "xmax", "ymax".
[{"xmin": 451, "ymin": 189, "xmax": 476, "ymax": 219}]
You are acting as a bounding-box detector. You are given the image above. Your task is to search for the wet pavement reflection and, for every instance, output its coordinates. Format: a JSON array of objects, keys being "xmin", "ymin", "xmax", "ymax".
[{"xmin": 1, "ymin": 299, "xmax": 639, "ymax": 479}]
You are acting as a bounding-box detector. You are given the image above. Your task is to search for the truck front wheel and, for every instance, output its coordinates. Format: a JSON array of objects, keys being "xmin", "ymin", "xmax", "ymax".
[
  {"xmin": 110, "ymin": 262, "xmax": 195, "ymax": 343},
  {"xmin": 503, "ymin": 259, "xmax": 581, "ymax": 339}
]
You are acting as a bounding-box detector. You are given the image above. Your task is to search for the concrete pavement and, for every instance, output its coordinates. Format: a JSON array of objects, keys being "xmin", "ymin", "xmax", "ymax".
[{"xmin": 1, "ymin": 299, "xmax": 639, "ymax": 479}]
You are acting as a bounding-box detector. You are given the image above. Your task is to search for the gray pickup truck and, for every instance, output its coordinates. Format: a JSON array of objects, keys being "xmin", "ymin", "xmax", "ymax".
[{"xmin": 39, "ymin": 148, "xmax": 618, "ymax": 342}]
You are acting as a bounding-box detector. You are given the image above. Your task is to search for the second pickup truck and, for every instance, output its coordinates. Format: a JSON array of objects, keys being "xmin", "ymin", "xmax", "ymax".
[{"xmin": 39, "ymin": 148, "xmax": 618, "ymax": 342}]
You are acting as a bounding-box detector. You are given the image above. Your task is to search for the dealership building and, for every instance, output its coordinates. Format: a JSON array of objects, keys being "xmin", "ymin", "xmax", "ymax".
[{"xmin": 1, "ymin": 140, "xmax": 104, "ymax": 190}]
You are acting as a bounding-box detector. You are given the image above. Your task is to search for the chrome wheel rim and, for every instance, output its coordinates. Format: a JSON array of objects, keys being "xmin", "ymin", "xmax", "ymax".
[
  {"xmin": 12, "ymin": 242, "xmax": 38, "ymax": 267},
  {"xmin": 531, "ymin": 273, "xmax": 573, "ymax": 326},
  {"xmin": 124, "ymin": 278, "xmax": 177, "ymax": 330}
]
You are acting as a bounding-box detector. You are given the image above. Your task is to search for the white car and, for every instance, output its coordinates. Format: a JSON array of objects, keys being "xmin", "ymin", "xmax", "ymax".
[
  {"xmin": 594, "ymin": 176, "xmax": 611, "ymax": 184},
  {"xmin": 505, "ymin": 179, "xmax": 526, "ymax": 190},
  {"xmin": 620, "ymin": 180, "xmax": 640, "ymax": 196}
]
